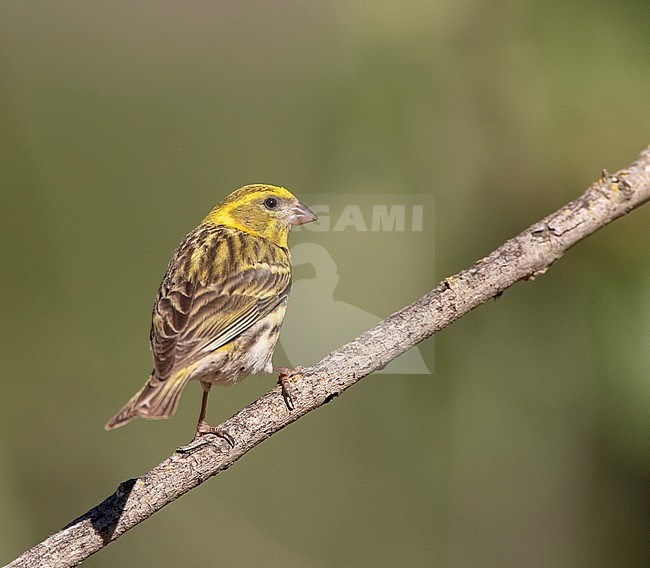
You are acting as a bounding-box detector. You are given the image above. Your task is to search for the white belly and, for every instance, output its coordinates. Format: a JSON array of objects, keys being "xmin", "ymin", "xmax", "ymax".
[{"xmin": 187, "ymin": 301, "xmax": 287, "ymax": 388}]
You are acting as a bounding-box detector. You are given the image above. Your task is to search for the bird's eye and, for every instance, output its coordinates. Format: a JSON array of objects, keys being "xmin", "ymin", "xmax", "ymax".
[{"xmin": 263, "ymin": 197, "xmax": 278, "ymax": 210}]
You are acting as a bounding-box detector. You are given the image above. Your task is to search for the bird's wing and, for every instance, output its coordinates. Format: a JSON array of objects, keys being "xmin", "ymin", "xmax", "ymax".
[{"xmin": 150, "ymin": 227, "xmax": 291, "ymax": 381}]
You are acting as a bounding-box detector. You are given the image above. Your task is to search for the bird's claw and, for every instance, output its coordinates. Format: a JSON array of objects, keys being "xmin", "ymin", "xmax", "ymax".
[
  {"xmin": 275, "ymin": 366, "xmax": 304, "ymax": 411},
  {"xmin": 175, "ymin": 420, "xmax": 236, "ymax": 453}
]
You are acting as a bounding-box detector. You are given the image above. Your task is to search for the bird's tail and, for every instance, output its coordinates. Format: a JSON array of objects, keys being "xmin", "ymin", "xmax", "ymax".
[{"xmin": 105, "ymin": 370, "xmax": 192, "ymax": 430}]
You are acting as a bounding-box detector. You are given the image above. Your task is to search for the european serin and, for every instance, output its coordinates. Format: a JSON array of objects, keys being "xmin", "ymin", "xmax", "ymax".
[{"xmin": 105, "ymin": 184, "xmax": 317, "ymax": 440}]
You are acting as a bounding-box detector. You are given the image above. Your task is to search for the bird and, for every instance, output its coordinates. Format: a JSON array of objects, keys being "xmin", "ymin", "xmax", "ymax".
[{"xmin": 105, "ymin": 184, "xmax": 317, "ymax": 442}]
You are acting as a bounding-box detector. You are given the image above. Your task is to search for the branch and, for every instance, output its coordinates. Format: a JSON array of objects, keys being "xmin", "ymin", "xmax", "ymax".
[{"xmin": 7, "ymin": 147, "xmax": 650, "ymax": 568}]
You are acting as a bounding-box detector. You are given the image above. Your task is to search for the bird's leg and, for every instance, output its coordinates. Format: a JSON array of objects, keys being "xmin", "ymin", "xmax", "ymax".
[
  {"xmin": 274, "ymin": 366, "xmax": 304, "ymax": 411},
  {"xmin": 195, "ymin": 384, "xmax": 235, "ymax": 446},
  {"xmin": 176, "ymin": 384, "xmax": 234, "ymax": 453},
  {"xmin": 196, "ymin": 387, "xmax": 210, "ymax": 427}
]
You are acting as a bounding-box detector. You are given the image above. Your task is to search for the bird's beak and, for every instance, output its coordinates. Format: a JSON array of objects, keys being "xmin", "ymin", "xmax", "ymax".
[{"xmin": 289, "ymin": 201, "xmax": 318, "ymax": 227}]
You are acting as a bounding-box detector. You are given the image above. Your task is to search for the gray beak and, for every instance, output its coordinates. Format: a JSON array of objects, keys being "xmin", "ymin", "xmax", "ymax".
[{"xmin": 289, "ymin": 201, "xmax": 318, "ymax": 227}]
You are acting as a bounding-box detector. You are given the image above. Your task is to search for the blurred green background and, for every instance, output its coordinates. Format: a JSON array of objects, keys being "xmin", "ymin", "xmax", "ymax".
[{"xmin": 1, "ymin": 2, "xmax": 649, "ymax": 566}]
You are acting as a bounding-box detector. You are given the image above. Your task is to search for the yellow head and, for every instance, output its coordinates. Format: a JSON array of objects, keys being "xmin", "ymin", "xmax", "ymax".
[{"xmin": 204, "ymin": 184, "xmax": 317, "ymax": 248}]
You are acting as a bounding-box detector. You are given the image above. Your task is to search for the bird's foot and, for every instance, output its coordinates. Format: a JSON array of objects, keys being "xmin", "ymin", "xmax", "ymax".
[
  {"xmin": 196, "ymin": 420, "xmax": 236, "ymax": 447},
  {"xmin": 176, "ymin": 421, "xmax": 235, "ymax": 453},
  {"xmin": 274, "ymin": 366, "xmax": 304, "ymax": 411}
]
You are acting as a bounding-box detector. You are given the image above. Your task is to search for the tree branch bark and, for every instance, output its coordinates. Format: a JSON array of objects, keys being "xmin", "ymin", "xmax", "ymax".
[{"xmin": 6, "ymin": 147, "xmax": 650, "ymax": 568}]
